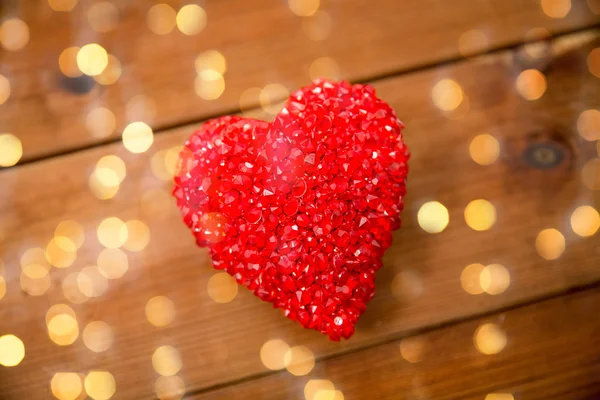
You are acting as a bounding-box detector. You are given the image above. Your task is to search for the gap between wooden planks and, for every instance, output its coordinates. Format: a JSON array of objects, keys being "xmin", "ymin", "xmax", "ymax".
[
  {"xmin": 1, "ymin": 0, "xmax": 599, "ymax": 162},
  {"xmin": 0, "ymin": 30, "xmax": 599, "ymax": 399}
]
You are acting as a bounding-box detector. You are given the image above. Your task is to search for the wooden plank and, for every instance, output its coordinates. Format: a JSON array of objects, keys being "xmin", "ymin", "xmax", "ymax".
[
  {"xmin": 1, "ymin": 0, "xmax": 599, "ymax": 162},
  {"xmin": 0, "ymin": 31, "xmax": 599, "ymax": 399},
  {"xmin": 195, "ymin": 288, "xmax": 600, "ymax": 400}
]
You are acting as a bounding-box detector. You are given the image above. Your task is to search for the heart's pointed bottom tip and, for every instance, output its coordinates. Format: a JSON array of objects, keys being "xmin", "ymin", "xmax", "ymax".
[{"xmin": 173, "ymin": 79, "xmax": 409, "ymax": 340}]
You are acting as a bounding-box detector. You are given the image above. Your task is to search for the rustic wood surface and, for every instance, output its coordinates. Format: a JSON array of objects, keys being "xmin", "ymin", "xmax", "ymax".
[
  {"xmin": 1, "ymin": 19, "xmax": 599, "ymax": 399},
  {"xmin": 1, "ymin": 0, "xmax": 598, "ymax": 162}
]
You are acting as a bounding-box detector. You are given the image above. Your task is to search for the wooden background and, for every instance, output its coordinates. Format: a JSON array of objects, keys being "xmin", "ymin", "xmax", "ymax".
[{"xmin": 1, "ymin": 0, "xmax": 599, "ymax": 399}]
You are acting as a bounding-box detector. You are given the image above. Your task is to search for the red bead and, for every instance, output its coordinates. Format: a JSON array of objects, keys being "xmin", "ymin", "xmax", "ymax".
[{"xmin": 173, "ymin": 80, "xmax": 409, "ymax": 340}]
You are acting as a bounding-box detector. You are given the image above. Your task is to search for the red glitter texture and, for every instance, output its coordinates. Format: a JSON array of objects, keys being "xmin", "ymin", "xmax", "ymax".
[{"xmin": 173, "ymin": 80, "xmax": 409, "ymax": 340}]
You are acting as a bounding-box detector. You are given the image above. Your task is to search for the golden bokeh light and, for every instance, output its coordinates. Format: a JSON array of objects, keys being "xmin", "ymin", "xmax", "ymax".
[
  {"xmin": 0, "ymin": 334, "xmax": 25, "ymax": 367},
  {"xmin": 97, "ymin": 217, "xmax": 128, "ymax": 249},
  {"xmin": 146, "ymin": 296, "xmax": 176, "ymax": 327},
  {"xmin": 535, "ymin": 228, "xmax": 565, "ymax": 260},
  {"xmin": 485, "ymin": 394, "xmax": 514, "ymax": 400},
  {"xmin": 55, "ymin": 220, "xmax": 85, "ymax": 249},
  {"xmin": 46, "ymin": 236, "xmax": 77, "ymax": 268},
  {"xmin": 260, "ymin": 83, "xmax": 289, "ymax": 114},
  {"xmin": 480, "ymin": 264, "xmax": 510, "ymax": 295},
  {"xmin": 577, "ymin": 109, "xmax": 600, "ymax": 141},
  {"xmin": 122, "ymin": 121, "xmax": 154, "ymax": 153},
  {"xmin": 176, "ymin": 4, "xmax": 206, "ymax": 35},
  {"xmin": 123, "ymin": 220, "xmax": 150, "ymax": 251},
  {"xmin": 570, "ymin": 205, "xmax": 600, "ymax": 237},
  {"xmin": 288, "ymin": 0, "xmax": 320, "ymax": 16},
  {"xmin": 239, "ymin": 87, "xmax": 262, "ymax": 112},
  {"xmin": 458, "ymin": 29, "xmax": 489, "ymax": 57},
  {"xmin": 207, "ymin": 272, "xmax": 238, "ymax": 303},
  {"xmin": 523, "ymin": 28, "xmax": 552, "ymax": 59},
  {"xmin": 78, "ymin": 266, "xmax": 109, "ymax": 298},
  {"xmin": 148, "ymin": 4, "xmax": 177, "ymax": 35},
  {"xmin": 464, "ymin": 199, "xmax": 496, "ymax": 231},
  {"xmin": 62, "ymin": 272, "xmax": 90, "ymax": 304},
  {"xmin": 581, "ymin": 158, "xmax": 600, "ymax": 190},
  {"xmin": 59, "ymin": 47, "xmax": 82, "ymax": 78},
  {"xmin": 474, "ymin": 323, "xmax": 507, "ymax": 355},
  {"xmin": 155, "ymin": 376, "xmax": 185, "ymax": 400},
  {"xmin": 310, "ymin": 57, "xmax": 341, "ymax": 81},
  {"xmin": 126, "ymin": 95, "xmax": 157, "ymax": 124},
  {"xmin": 95, "ymin": 155, "xmax": 126, "ymax": 187},
  {"xmin": 85, "ymin": 371, "xmax": 116, "ymax": 400},
  {"xmin": 22, "ymin": 263, "xmax": 50, "ymax": 279},
  {"xmin": 88, "ymin": 2, "xmax": 119, "ymax": 33},
  {"xmin": 469, "ymin": 133, "xmax": 499, "ymax": 165},
  {"xmin": 195, "ymin": 50, "xmax": 227, "ymax": 75},
  {"xmin": 48, "ymin": 0, "xmax": 78, "ymax": 12},
  {"xmin": 260, "ymin": 339, "xmax": 290, "ymax": 371},
  {"xmin": 20, "ymin": 272, "xmax": 51, "ymax": 296},
  {"xmin": 83, "ymin": 321, "xmax": 114, "ymax": 353},
  {"xmin": 588, "ymin": 48, "xmax": 600, "ymax": 78},
  {"xmin": 399, "ymin": 336, "xmax": 426, "ymax": 363},
  {"xmin": 86, "ymin": 107, "xmax": 116, "ymax": 139},
  {"xmin": 0, "ymin": 18, "xmax": 30, "ymax": 51},
  {"xmin": 0, "ymin": 74, "xmax": 11, "ymax": 105},
  {"xmin": 417, "ymin": 201, "xmax": 449, "ymax": 233},
  {"xmin": 93, "ymin": 164, "xmax": 121, "ymax": 189},
  {"xmin": 21, "ymin": 247, "xmax": 50, "ymax": 268},
  {"xmin": 47, "ymin": 311, "xmax": 80, "ymax": 346},
  {"xmin": 0, "ymin": 133, "xmax": 23, "ymax": 167},
  {"xmin": 77, "ymin": 44, "xmax": 109, "ymax": 77},
  {"xmin": 89, "ymin": 174, "xmax": 120, "ymax": 200},
  {"xmin": 97, "ymin": 248, "xmax": 129, "ymax": 279},
  {"xmin": 284, "ymin": 345, "xmax": 315, "ymax": 376},
  {"xmin": 461, "ymin": 263, "xmax": 485, "ymax": 295},
  {"xmin": 94, "ymin": 55, "xmax": 122, "ymax": 85},
  {"xmin": 516, "ymin": 69, "xmax": 546, "ymax": 100},
  {"xmin": 541, "ymin": 0, "xmax": 571, "ymax": 18},
  {"xmin": 151, "ymin": 150, "xmax": 173, "ymax": 181},
  {"xmin": 152, "ymin": 346, "xmax": 182, "ymax": 376},
  {"xmin": 305, "ymin": 380, "xmax": 335, "ymax": 400},
  {"xmin": 195, "ymin": 70, "xmax": 225, "ymax": 100},
  {"xmin": 51, "ymin": 372, "xmax": 83, "ymax": 400},
  {"xmin": 302, "ymin": 10, "xmax": 332, "ymax": 41},
  {"xmin": 432, "ymin": 79, "xmax": 463, "ymax": 111}
]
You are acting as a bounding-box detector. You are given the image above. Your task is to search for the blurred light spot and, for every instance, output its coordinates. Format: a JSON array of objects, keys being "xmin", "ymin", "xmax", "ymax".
[
  {"xmin": 195, "ymin": 50, "xmax": 226, "ymax": 74},
  {"xmin": 95, "ymin": 155, "xmax": 126, "ymax": 187},
  {"xmin": 470, "ymin": 133, "xmax": 499, "ymax": 165},
  {"xmin": 85, "ymin": 371, "xmax": 116, "ymax": 400},
  {"xmin": 302, "ymin": 10, "xmax": 332, "ymax": 41},
  {"xmin": 146, "ymin": 296, "xmax": 175, "ymax": 327},
  {"xmin": 97, "ymin": 217, "xmax": 128, "ymax": 249},
  {"xmin": 0, "ymin": 74, "xmax": 11, "ymax": 104},
  {"xmin": 49, "ymin": 0, "xmax": 78, "ymax": 11},
  {"xmin": 63, "ymin": 272, "xmax": 89, "ymax": 304},
  {"xmin": 541, "ymin": 0, "xmax": 571, "ymax": 18},
  {"xmin": 464, "ymin": 199, "xmax": 496, "ymax": 231},
  {"xmin": 0, "ymin": 133, "xmax": 23, "ymax": 167},
  {"xmin": 83, "ymin": 321, "xmax": 113, "ymax": 352},
  {"xmin": 86, "ymin": 107, "xmax": 116, "ymax": 139},
  {"xmin": 523, "ymin": 28, "xmax": 552, "ymax": 59},
  {"xmin": 485, "ymin": 394, "xmax": 514, "ymax": 400},
  {"xmin": 417, "ymin": 201, "xmax": 449, "ymax": 233},
  {"xmin": 399, "ymin": 337, "xmax": 426, "ymax": 363},
  {"xmin": 474, "ymin": 323, "xmax": 506, "ymax": 355},
  {"xmin": 461, "ymin": 263, "xmax": 485, "ymax": 295},
  {"xmin": 152, "ymin": 150, "xmax": 172, "ymax": 181},
  {"xmin": 89, "ymin": 173, "xmax": 120, "ymax": 200},
  {"xmin": 577, "ymin": 109, "xmax": 600, "ymax": 141},
  {"xmin": 536, "ymin": 228, "xmax": 565, "ymax": 260},
  {"xmin": 46, "ymin": 237, "xmax": 77, "ymax": 268},
  {"xmin": 22, "ymin": 263, "xmax": 50, "ymax": 279},
  {"xmin": 239, "ymin": 87, "xmax": 262, "ymax": 112},
  {"xmin": 51, "ymin": 372, "xmax": 83, "ymax": 400},
  {"xmin": 309, "ymin": 57, "xmax": 341, "ymax": 81},
  {"xmin": 284, "ymin": 346, "xmax": 314, "ymax": 376},
  {"xmin": 47, "ymin": 310, "xmax": 79, "ymax": 346},
  {"xmin": 148, "ymin": 4, "xmax": 176, "ymax": 35},
  {"xmin": 391, "ymin": 270, "xmax": 423, "ymax": 301},
  {"xmin": 55, "ymin": 220, "xmax": 85, "ymax": 249},
  {"xmin": 21, "ymin": 247, "xmax": 49, "ymax": 268},
  {"xmin": 126, "ymin": 95, "xmax": 157, "ymax": 124},
  {"xmin": 20, "ymin": 272, "xmax": 51, "ymax": 296},
  {"xmin": 122, "ymin": 121, "xmax": 154, "ymax": 153},
  {"xmin": 480, "ymin": 264, "xmax": 510, "ymax": 295},
  {"xmin": 305, "ymin": 380, "xmax": 334, "ymax": 400},
  {"xmin": 588, "ymin": 48, "xmax": 600, "ymax": 78},
  {"xmin": 0, "ymin": 276, "xmax": 5, "ymax": 300},
  {"xmin": 260, "ymin": 83, "xmax": 289, "ymax": 114},
  {"xmin": 176, "ymin": 4, "xmax": 206, "ymax": 35},
  {"xmin": 581, "ymin": 158, "xmax": 600, "ymax": 190},
  {"xmin": 155, "ymin": 376, "xmax": 185, "ymax": 400},
  {"xmin": 288, "ymin": 0, "xmax": 320, "ymax": 16},
  {"xmin": 432, "ymin": 79, "xmax": 463, "ymax": 111},
  {"xmin": 195, "ymin": 70, "xmax": 225, "ymax": 100},
  {"xmin": 152, "ymin": 346, "xmax": 182, "ymax": 376},
  {"xmin": 458, "ymin": 29, "xmax": 488, "ymax": 57},
  {"xmin": 0, "ymin": 18, "xmax": 30, "ymax": 51},
  {"xmin": 78, "ymin": 266, "xmax": 108, "ymax": 297},
  {"xmin": 59, "ymin": 47, "xmax": 82, "ymax": 78},
  {"xmin": 570, "ymin": 205, "xmax": 600, "ymax": 237},
  {"xmin": 94, "ymin": 55, "xmax": 121, "ymax": 85},
  {"xmin": 91, "ymin": 159, "xmax": 120, "ymax": 189},
  {"xmin": 77, "ymin": 44, "xmax": 108, "ymax": 77},
  {"xmin": 97, "ymin": 248, "xmax": 128, "ymax": 279},
  {"xmin": 207, "ymin": 272, "xmax": 238, "ymax": 303},
  {"xmin": 0, "ymin": 334, "xmax": 25, "ymax": 366},
  {"xmin": 516, "ymin": 69, "xmax": 546, "ymax": 100},
  {"xmin": 260, "ymin": 339, "xmax": 289, "ymax": 370},
  {"xmin": 88, "ymin": 2, "xmax": 119, "ymax": 33},
  {"xmin": 123, "ymin": 220, "xmax": 150, "ymax": 251}
]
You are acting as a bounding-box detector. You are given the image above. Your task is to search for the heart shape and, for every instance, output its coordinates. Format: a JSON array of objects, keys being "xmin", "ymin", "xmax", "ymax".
[{"xmin": 173, "ymin": 80, "xmax": 409, "ymax": 340}]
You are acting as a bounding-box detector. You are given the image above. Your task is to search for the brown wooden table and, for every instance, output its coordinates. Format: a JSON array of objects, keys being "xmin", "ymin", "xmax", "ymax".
[{"xmin": 1, "ymin": 1, "xmax": 599, "ymax": 399}]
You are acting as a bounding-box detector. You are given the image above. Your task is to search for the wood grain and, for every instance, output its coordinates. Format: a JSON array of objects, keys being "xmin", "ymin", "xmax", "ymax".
[
  {"xmin": 0, "ymin": 31, "xmax": 599, "ymax": 399},
  {"xmin": 194, "ymin": 288, "xmax": 600, "ymax": 400},
  {"xmin": 1, "ymin": 0, "xmax": 598, "ymax": 162}
]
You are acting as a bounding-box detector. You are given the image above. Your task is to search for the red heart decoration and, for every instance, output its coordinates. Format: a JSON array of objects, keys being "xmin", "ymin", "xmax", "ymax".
[{"xmin": 173, "ymin": 80, "xmax": 409, "ymax": 340}]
